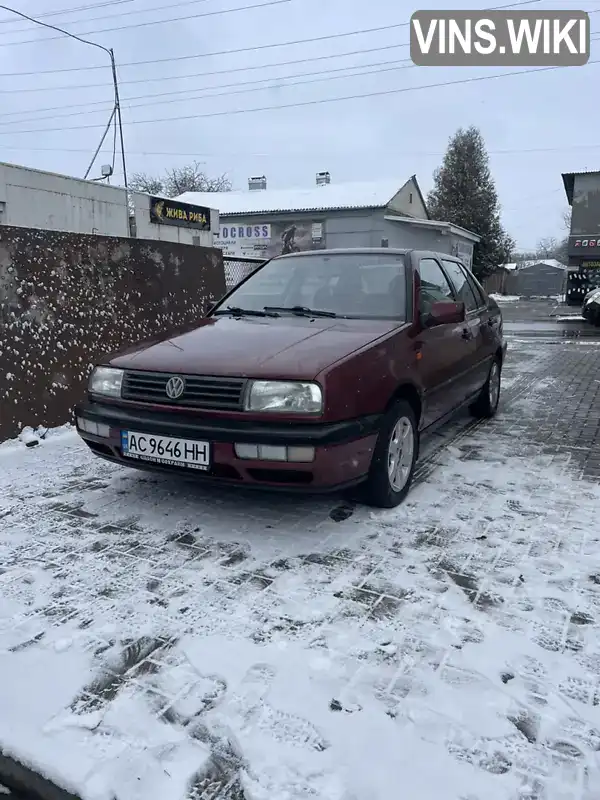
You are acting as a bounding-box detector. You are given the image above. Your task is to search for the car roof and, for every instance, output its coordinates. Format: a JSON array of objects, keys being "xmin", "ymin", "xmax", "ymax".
[{"xmin": 271, "ymin": 248, "xmax": 464, "ymax": 262}]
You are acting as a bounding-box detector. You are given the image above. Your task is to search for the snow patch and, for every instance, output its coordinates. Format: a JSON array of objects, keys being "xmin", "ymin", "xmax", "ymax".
[{"xmin": 489, "ymin": 294, "xmax": 521, "ymax": 302}]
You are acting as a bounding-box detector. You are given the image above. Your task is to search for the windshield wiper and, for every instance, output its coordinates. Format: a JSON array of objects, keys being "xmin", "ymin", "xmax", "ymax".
[
  {"xmin": 213, "ymin": 305, "xmax": 280, "ymax": 318},
  {"xmin": 263, "ymin": 305, "xmax": 338, "ymax": 318}
]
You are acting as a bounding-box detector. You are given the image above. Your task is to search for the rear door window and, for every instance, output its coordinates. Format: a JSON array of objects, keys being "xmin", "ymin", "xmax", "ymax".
[{"xmin": 460, "ymin": 264, "xmax": 488, "ymax": 307}]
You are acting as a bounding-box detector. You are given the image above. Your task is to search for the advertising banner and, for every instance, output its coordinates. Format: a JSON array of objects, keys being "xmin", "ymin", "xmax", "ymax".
[
  {"xmin": 215, "ymin": 223, "xmax": 272, "ymax": 258},
  {"xmin": 215, "ymin": 220, "xmax": 326, "ymax": 258}
]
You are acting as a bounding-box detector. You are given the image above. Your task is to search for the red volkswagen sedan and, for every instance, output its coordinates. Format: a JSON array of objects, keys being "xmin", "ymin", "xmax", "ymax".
[{"xmin": 76, "ymin": 248, "xmax": 507, "ymax": 507}]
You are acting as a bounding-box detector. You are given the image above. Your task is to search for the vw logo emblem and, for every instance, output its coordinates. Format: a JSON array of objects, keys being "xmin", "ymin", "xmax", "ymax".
[{"xmin": 165, "ymin": 376, "xmax": 185, "ymax": 400}]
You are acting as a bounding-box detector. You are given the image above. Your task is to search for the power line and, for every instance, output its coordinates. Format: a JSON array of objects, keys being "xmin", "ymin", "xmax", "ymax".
[
  {"xmin": 1, "ymin": 58, "xmax": 598, "ymax": 137},
  {"xmin": 0, "ymin": 0, "xmax": 221, "ymax": 36},
  {"xmin": 0, "ymin": 44, "xmax": 409, "ymax": 105},
  {"xmin": 3, "ymin": 28, "xmax": 600, "ymax": 103},
  {"xmin": 0, "ymin": 0, "xmax": 291, "ymax": 47},
  {"xmin": 0, "ymin": 0, "xmax": 132, "ymax": 26},
  {"xmin": 0, "ymin": 143, "xmax": 599, "ymax": 158},
  {"xmin": 0, "ymin": 58, "xmax": 416, "ymax": 126},
  {"xmin": 0, "ymin": 24, "xmax": 410, "ymax": 77},
  {"xmin": 0, "ymin": 0, "xmax": 554, "ymax": 75}
]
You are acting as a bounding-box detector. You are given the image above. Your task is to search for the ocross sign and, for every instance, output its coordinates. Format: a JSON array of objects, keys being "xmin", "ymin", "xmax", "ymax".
[
  {"xmin": 215, "ymin": 223, "xmax": 272, "ymax": 257},
  {"xmin": 219, "ymin": 224, "xmax": 271, "ymax": 240}
]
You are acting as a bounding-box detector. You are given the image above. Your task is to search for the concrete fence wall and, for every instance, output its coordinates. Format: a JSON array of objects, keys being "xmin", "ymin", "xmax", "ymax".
[
  {"xmin": 0, "ymin": 225, "xmax": 226, "ymax": 441},
  {"xmin": 0, "ymin": 162, "xmax": 130, "ymax": 237}
]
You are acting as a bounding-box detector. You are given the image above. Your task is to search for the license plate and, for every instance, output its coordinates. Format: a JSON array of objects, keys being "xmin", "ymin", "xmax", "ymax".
[{"xmin": 121, "ymin": 431, "xmax": 210, "ymax": 471}]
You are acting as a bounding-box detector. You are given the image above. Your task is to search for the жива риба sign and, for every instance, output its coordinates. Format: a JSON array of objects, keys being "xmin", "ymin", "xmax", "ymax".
[{"xmin": 149, "ymin": 196, "xmax": 211, "ymax": 229}]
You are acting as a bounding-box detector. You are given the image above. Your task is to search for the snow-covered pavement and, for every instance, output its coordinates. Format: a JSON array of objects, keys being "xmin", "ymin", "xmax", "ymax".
[{"xmin": 1, "ymin": 340, "xmax": 600, "ymax": 800}]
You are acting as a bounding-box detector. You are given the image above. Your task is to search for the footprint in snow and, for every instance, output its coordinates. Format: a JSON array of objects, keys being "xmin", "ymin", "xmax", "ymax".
[{"xmin": 225, "ymin": 663, "xmax": 330, "ymax": 752}]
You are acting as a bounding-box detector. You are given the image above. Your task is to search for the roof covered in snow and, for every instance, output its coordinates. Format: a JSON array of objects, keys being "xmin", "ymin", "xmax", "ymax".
[
  {"xmin": 520, "ymin": 259, "xmax": 567, "ymax": 270},
  {"xmin": 177, "ymin": 179, "xmax": 414, "ymax": 216},
  {"xmin": 504, "ymin": 259, "xmax": 566, "ymax": 271}
]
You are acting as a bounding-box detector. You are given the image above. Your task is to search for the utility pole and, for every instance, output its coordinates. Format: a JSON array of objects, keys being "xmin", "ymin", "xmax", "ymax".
[
  {"xmin": 109, "ymin": 48, "xmax": 128, "ymax": 199},
  {"xmin": 0, "ymin": 5, "xmax": 132, "ymax": 234}
]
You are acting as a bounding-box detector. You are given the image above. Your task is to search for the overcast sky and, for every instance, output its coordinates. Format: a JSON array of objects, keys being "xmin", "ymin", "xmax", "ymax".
[{"xmin": 0, "ymin": 0, "xmax": 597, "ymax": 249}]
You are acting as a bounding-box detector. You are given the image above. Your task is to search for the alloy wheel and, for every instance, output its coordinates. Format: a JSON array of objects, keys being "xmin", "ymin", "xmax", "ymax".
[
  {"xmin": 489, "ymin": 362, "xmax": 501, "ymax": 409},
  {"xmin": 387, "ymin": 416, "xmax": 415, "ymax": 492}
]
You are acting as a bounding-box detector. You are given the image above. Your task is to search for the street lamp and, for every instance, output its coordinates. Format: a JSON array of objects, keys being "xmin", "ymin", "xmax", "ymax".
[{"xmin": 0, "ymin": 5, "xmax": 129, "ymax": 199}]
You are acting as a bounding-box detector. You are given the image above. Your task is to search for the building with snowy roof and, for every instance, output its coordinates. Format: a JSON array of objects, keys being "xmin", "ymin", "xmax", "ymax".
[
  {"xmin": 511, "ymin": 259, "xmax": 567, "ymax": 298},
  {"xmin": 176, "ymin": 172, "xmax": 480, "ymax": 270}
]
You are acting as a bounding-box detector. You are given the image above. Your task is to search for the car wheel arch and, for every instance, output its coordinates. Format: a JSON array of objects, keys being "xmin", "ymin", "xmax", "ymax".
[{"xmin": 385, "ymin": 382, "xmax": 423, "ymax": 427}]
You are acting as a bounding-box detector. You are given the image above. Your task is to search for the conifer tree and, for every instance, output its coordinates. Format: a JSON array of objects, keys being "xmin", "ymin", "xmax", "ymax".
[{"xmin": 427, "ymin": 126, "xmax": 514, "ymax": 277}]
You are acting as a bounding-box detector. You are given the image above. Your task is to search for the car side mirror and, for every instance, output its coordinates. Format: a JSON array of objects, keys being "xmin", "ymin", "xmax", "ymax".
[{"xmin": 426, "ymin": 301, "xmax": 466, "ymax": 326}]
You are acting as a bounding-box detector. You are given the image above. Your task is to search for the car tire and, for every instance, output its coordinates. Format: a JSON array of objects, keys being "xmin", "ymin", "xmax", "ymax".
[
  {"xmin": 362, "ymin": 399, "xmax": 419, "ymax": 509},
  {"xmin": 469, "ymin": 357, "xmax": 502, "ymax": 419}
]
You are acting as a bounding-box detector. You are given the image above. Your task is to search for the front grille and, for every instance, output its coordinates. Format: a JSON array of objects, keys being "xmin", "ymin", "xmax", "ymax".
[{"xmin": 121, "ymin": 371, "xmax": 246, "ymax": 410}]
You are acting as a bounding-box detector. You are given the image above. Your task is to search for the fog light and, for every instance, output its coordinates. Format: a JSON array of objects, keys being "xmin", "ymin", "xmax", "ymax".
[
  {"xmin": 234, "ymin": 443, "xmax": 259, "ymax": 459},
  {"xmin": 77, "ymin": 418, "xmax": 110, "ymax": 437},
  {"xmin": 258, "ymin": 445, "xmax": 287, "ymax": 461},
  {"xmin": 287, "ymin": 446, "xmax": 315, "ymax": 463},
  {"xmin": 234, "ymin": 443, "xmax": 315, "ymax": 462}
]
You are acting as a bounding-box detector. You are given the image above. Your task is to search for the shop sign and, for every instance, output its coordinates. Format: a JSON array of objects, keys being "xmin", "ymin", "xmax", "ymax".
[
  {"xmin": 149, "ymin": 196, "xmax": 211, "ymax": 229},
  {"xmin": 218, "ymin": 224, "xmax": 271, "ymax": 240},
  {"xmin": 568, "ymin": 235, "xmax": 600, "ymax": 256}
]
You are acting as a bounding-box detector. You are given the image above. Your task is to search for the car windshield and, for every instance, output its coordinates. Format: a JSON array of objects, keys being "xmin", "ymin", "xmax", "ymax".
[{"xmin": 214, "ymin": 253, "xmax": 407, "ymax": 320}]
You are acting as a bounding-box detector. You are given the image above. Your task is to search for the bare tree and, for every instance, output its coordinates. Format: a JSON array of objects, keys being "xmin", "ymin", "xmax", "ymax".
[
  {"xmin": 129, "ymin": 172, "xmax": 165, "ymax": 195},
  {"xmin": 554, "ymin": 237, "xmax": 569, "ymax": 264},
  {"xmin": 536, "ymin": 236, "xmax": 559, "ymax": 258},
  {"xmin": 561, "ymin": 208, "xmax": 572, "ymax": 231},
  {"xmin": 163, "ymin": 162, "xmax": 231, "ymax": 196},
  {"xmin": 129, "ymin": 162, "xmax": 232, "ymax": 197}
]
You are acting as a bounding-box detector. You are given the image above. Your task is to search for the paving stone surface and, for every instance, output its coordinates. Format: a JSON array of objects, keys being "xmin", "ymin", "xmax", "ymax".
[{"xmin": 0, "ymin": 338, "xmax": 599, "ymax": 800}]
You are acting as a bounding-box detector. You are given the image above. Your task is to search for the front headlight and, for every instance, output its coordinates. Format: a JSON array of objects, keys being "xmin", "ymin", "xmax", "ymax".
[
  {"xmin": 245, "ymin": 380, "xmax": 323, "ymax": 414},
  {"xmin": 89, "ymin": 366, "xmax": 123, "ymax": 398}
]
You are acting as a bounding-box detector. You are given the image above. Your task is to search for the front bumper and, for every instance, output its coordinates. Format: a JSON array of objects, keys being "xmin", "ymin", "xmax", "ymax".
[{"xmin": 75, "ymin": 401, "xmax": 382, "ymax": 492}]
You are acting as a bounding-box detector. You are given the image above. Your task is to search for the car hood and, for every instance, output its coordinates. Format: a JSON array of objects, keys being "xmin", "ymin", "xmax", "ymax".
[{"xmin": 107, "ymin": 315, "xmax": 401, "ymax": 379}]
